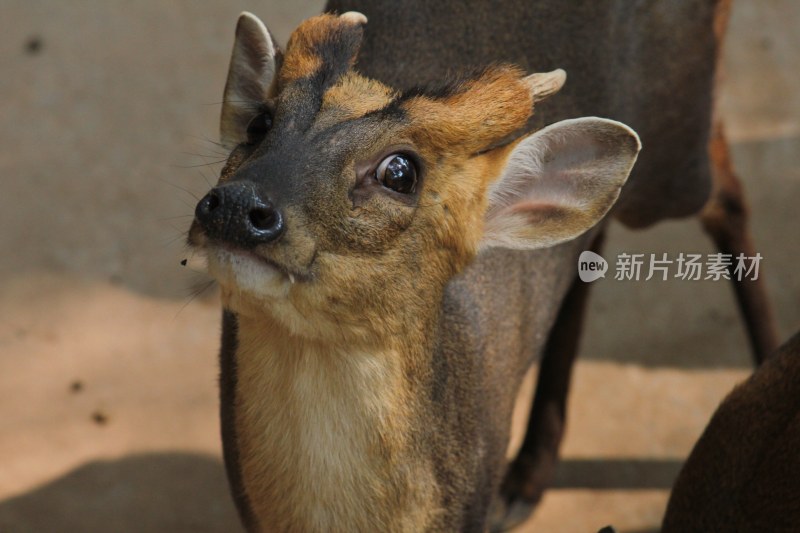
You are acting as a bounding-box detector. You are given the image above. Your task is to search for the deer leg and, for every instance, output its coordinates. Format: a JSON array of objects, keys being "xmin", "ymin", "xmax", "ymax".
[
  {"xmin": 700, "ymin": 121, "xmax": 779, "ymax": 364},
  {"xmin": 491, "ymin": 232, "xmax": 604, "ymax": 532}
]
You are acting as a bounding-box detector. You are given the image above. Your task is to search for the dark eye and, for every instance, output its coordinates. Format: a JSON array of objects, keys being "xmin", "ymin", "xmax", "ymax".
[
  {"xmin": 245, "ymin": 112, "xmax": 272, "ymax": 145},
  {"xmin": 376, "ymin": 154, "xmax": 417, "ymax": 194}
]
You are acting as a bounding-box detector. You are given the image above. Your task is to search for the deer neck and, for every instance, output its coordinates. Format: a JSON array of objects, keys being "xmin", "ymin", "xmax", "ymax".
[{"xmin": 227, "ymin": 311, "xmax": 441, "ymax": 532}]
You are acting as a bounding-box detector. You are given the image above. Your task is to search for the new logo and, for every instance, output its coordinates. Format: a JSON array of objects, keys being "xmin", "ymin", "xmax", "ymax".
[{"xmin": 578, "ymin": 251, "xmax": 608, "ymax": 282}]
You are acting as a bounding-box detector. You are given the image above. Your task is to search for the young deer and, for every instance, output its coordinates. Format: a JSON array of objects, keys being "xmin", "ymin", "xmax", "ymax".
[
  {"xmin": 189, "ymin": 11, "xmax": 639, "ymax": 531},
  {"xmin": 188, "ymin": 3, "xmax": 777, "ymax": 531},
  {"xmin": 662, "ymin": 330, "xmax": 800, "ymax": 531}
]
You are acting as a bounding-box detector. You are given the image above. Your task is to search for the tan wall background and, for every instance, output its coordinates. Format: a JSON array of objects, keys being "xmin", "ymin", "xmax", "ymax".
[{"xmin": 1, "ymin": 1, "xmax": 798, "ymax": 531}]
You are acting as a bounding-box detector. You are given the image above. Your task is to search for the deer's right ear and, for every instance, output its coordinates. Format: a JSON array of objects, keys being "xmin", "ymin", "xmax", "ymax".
[{"xmin": 220, "ymin": 12, "xmax": 279, "ymax": 148}]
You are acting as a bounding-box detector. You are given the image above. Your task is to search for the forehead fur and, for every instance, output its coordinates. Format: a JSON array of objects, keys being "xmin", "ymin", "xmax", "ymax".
[
  {"xmin": 276, "ymin": 15, "xmax": 534, "ymax": 155},
  {"xmin": 315, "ymin": 66, "xmax": 534, "ymax": 157},
  {"xmin": 322, "ymin": 72, "xmax": 396, "ymax": 119},
  {"xmin": 398, "ymin": 66, "xmax": 535, "ymax": 154}
]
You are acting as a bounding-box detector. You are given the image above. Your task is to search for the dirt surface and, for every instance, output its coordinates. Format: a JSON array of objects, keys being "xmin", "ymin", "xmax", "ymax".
[{"xmin": 1, "ymin": 1, "xmax": 798, "ymax": 532}]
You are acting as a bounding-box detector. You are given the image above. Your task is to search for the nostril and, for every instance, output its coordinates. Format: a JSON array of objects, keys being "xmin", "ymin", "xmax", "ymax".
[
  {"xmin": 196, "ymin": 191, "xmax": 220, "ymax": 218},
  {"xmin": 247, "ymin": 203, "xmax": 284, "ymax": 242},
  {"xmin": 249, "ymin": 207, "xmax": 277, "ymax": 231},
  {"xmin": 205, "ymin": 193, "xmax": 220, "ymax": 211}
]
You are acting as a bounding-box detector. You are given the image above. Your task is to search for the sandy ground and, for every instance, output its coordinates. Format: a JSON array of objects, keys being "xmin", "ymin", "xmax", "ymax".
[{"xmin": 1, "ymin": 1, "xmax": 798, "ymax": 532}]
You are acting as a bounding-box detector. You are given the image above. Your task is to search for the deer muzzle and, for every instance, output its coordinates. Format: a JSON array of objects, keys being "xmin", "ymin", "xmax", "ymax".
[{"xmin": 195, "ymin": 181, "xmax": 285, "ymax": 248}]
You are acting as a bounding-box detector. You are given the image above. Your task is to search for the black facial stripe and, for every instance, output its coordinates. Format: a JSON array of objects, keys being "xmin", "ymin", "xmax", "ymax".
[
  {"xmin": 276, "ymin": 22, "xmax": 365, "ymax": 134},
  {"xmin": 312, "ymin": 23, "xmax": 364, "ymax": 92}
]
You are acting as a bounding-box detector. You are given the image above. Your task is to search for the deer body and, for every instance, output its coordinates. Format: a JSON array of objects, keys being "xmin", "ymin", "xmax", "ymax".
[
  {"xmin": 329, "ymin": 0, "xmax": 721, "ymax": 228},
  {"xmin": 189, "ymin": 2, "xmax": 775, "ymax": 531},
  {"xmin": 663, "ymin": 331, "xmax": 800, "ymax": 531}
]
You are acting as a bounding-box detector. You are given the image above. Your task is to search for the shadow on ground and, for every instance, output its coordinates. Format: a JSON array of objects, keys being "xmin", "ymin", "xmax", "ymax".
[
  {"xmin": 554, "ymin": 459, "xmax": 682, "ymax": 490},
  {"xmin": 0, "ymin": 452, "xmax": 680, "ymax": 532},
  {"xmin": 0, "ymin": 453, "xmax": 240, "ymax": 533}
]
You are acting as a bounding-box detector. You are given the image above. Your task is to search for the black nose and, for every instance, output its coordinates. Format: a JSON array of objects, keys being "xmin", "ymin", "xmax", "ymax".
[{"xmin": 195, "ymin": 182, "xmax": 284, "ymax": 246}]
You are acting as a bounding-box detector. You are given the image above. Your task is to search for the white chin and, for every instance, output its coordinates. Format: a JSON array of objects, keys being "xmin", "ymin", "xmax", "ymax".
[{"xmin": 207, "ymin": 247, "xmax": 289, "ymax": 298}]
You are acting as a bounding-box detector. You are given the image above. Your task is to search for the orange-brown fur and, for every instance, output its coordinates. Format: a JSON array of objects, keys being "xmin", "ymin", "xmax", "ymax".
[
  {"xmin": 321, "ymin": 72, "xmax": 395, "ymax": 119},
  {"xmin": 403, "ymin": 66, "xmax": 534, "ymax": 154}
]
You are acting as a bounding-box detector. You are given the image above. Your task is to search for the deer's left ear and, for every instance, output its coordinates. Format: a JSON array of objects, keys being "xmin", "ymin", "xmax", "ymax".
[
  {"xmin": 220, "ymin": 12, "xmax": 279, "ymax": 148},
  {"xmin": 480, "ymin": 117, "xmax": 641, "ymax": 250}
]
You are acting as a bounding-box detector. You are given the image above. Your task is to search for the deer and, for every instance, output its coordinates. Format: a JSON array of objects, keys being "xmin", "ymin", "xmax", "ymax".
[
  {"xmin": 661, "ymin": 330, "xmax": 800, "ymax": 532},
  {"xmin": 186, "ymin": 2, "xmax": 779, "ymax": 531}
]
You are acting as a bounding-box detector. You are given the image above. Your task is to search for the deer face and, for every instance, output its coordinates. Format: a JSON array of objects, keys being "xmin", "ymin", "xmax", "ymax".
[{"xmin": 188, "ymin": 12, "xmax": 640, "ymax": 342}]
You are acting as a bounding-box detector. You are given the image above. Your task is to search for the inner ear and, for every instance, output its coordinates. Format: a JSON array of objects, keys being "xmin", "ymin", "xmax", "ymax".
[
  {"xmin": 220, "ymin": 12, "xmax": 279, "ymax": 149},
  {"xmin": 480, "ymin": 117, "xmax": 641, "ymax": 251}
]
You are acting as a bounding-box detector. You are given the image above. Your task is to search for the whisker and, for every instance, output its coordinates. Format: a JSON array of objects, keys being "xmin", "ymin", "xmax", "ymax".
[
  {"xmin": 197, "ymin": 169, "xmax": 216, "ymax": 188},
  {"xmin": 175, "ymin": 279, "xmax": 217, "ymax": 319},
  {"xmin": 187, "ymin": 135, "xmax": 226, "ymax": 148},
  {"xmin": 180, "ymin": 150, "xmax": 229, "ymax": 159},
  {"xmin": 172, "ymin": 159, "xmax": 227, "ymax": 169},
  {"xmin": 201, "ymin": 100, "xmax": 260, "ymax": 107},
  {"xmin": 157, "ymin": 178, "xmax": 202, "ymax": 201},
  {"xmin": 176, "ymin": 197, "xmax": 196, "ymax": 212},
  {"xmin": 159, "ymin": 214, "xmax": 194, "ymax": 222},
  {"xmin": 162, "ymin": 229, "xmax": 190, "ymax": 247}
]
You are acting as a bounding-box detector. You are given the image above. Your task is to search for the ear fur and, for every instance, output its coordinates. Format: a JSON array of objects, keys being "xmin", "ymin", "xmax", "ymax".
[
  {"xmin": 220, "ymin": 12, "xmax": 278, "ymax": 148},
  {"xmin": 481, "ymin": 117, "xmax": 641, "ymax": 250}
]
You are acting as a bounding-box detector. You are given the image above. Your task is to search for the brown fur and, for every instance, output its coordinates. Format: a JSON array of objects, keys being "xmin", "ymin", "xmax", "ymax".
[
  {"xmin": 232, "ymin": 313, "xmax": 440, "ymax": 532},
  {"xmin": 663, "ymin": 331, "xmax": 800, "ymax": 531},
  {"xmin": 329, "ymin": 0, "xmax": 723, "ymax": 227},
  {"xmin": 698, "ymin": 0, "xmax": 777, "ymax": 361},
  {"xmin": 321, "ymin": 71, "xmax": 395, "ymax": 119},
  {"xmin": 700, "ymin": 122, "xmax": 779, "ymax": 360},
  {"xmin": 403, "ymin": 66, "xmax": 534, "ymax": 154}
]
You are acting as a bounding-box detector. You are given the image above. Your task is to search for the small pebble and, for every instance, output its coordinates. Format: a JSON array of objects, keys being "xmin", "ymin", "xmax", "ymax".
[
  {"xmin": 91, "ymin": 410, "xmax": 109, "ymax": 426},
  {"xmin": 25, "ymin": 36, "xmax": 43, "ymax": 55}
]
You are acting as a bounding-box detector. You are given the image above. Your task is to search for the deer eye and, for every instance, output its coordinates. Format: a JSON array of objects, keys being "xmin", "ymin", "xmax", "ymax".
[
  {"xmin": 245, "ymin": 112, "xmax": 272, "ymax": 145},
  {"xmin": 376, "ymin": 154, "xmax": 417, "ymax": 194}
]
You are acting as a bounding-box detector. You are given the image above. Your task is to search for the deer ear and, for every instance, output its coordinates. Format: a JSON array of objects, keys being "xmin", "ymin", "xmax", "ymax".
[
  {"xmin": 220, "ymin": 12, "xmax": 279, "ymax": 148},
  {"xmin": 480, "ymin": 117, "xmax": 641, "ymax": 250}
]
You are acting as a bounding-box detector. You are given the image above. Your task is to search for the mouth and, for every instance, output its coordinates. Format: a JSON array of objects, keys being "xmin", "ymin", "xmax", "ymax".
[
  {"xmin": 227, "ymin": 244, "xmax": 302, "ymax": 281},
  {"xmin": 203, "ymin": 243, "xmax": 306, "ymax": 299},
  {"xmin": 187, "ymin": 218, "xmax": 314, "ymax": 298}
]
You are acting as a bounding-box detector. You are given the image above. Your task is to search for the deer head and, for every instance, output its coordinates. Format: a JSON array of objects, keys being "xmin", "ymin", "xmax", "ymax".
[{"xmin": 188, "ymin": 12, "xmax": 640, "ymax": 347}]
